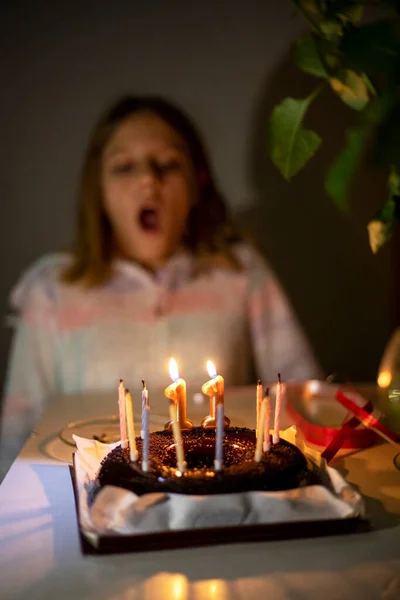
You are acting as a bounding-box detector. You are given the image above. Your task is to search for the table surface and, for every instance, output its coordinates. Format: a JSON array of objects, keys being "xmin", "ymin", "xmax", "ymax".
[{"xmin": 1, "ymin": 385, "xmax": 400, "ymax": 600}]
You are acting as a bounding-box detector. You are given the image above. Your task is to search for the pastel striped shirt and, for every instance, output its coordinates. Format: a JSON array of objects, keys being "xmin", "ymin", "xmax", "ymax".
[{"xmin": 0, "ymin": 244, "xmax": 320, "ymax": 475}]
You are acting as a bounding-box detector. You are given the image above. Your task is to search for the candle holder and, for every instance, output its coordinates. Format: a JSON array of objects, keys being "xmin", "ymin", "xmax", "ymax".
[
  {"xmin": 201, "ymin": 395, "xmax": 231, "ymax": 429},
  {"xmin": 164, "ymin": 359, "xmax": 193, "ymax": 432},
  {"xmin": 201, "ymin": 363, "xmax": 230, "ymax": 429},
  {"xmin": 164, "ymin": 392, "xmax": 194, "ymax": 433}
]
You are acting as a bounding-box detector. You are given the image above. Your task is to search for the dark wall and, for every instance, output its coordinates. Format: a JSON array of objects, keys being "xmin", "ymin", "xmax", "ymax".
[
  {"xmin": 244, "ymin": 57, "xmax": 393, "ymax": 381},
  {"xmin": 0, "ymin": 0, "xmax": 394, "ymax": 392}
]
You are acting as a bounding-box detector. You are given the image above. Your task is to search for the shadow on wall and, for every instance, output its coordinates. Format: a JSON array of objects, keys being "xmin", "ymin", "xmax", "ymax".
[{"xmin": 239, "ymin": 54, "xmax": 395, "ymax": 382}]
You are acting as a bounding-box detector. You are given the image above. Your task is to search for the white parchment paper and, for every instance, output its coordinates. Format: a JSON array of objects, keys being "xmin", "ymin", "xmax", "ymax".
[{"xmin": 72, "ymin": 427, "xmax": 364, "ymax": 546}]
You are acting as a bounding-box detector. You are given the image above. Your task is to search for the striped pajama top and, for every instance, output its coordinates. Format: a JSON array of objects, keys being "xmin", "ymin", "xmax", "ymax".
[{"xmin": 0, "ymin": 243, "xmax": 321, "ymax": 475}]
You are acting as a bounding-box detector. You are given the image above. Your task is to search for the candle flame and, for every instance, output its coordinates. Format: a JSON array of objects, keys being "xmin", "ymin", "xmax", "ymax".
[
  {"xmin": 206, "ymin": 360, "xmax": 217, "ymax": 379},
  {"xmin": 169, "ymin": 357, "xmax": 180, "ymax": 382}
]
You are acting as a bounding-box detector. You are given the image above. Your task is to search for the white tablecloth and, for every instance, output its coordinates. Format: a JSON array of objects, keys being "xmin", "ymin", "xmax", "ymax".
[{"xmin": 0, "ymin": 387, "xmax": 399, "ymax": 600}]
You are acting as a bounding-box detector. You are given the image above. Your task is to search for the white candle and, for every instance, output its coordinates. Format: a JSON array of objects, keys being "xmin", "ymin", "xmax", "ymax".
[
  {"xmin": 273, "ymin": 373, "xmax": 282, "ymax": 444},
  {"xmin": 255, "ymin": 398, "xmax": 266, "ymax": 462},
  {"xmin": 125, "ymin": 389, "xmax": 138, "ymax": 462},
  {"xmin": 214, "ymin": 402, "xmax": 225, "ymax": 471},
  {"xmin": 256, "ymin": 380, "xmax": 262, "ymax": 439},
  {"xmin": 141, "ymin": 379, "xmax": 149, "ymax": 439},
  {"xmin": 169, "ymin": 402, "xmax": 186, "ymax": 473},
  {"xmin": 263, "ymin": 388, "xmax": 271, "ymax": 452},
  {"xmin": 142, "ymin": 405, "xmax": 150, "ymax": 472},
  {"xmin": 118, "ymin": 379, "xmax": 127, "ymax": 449}
]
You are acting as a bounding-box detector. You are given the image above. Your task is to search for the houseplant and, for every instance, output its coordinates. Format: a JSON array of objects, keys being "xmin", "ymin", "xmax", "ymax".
[{"xmin": 268, "ymin": 0, "xmax": 400, "ymax": 253}]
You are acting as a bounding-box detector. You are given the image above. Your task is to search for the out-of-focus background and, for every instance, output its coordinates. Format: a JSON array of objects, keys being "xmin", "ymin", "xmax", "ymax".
[{"xmin": 0, "ymin": 0, "xmax": 395, "ymax": 402}]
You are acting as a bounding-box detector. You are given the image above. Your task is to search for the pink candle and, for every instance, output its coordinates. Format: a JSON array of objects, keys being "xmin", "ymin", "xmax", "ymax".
[
  {"xmin": 256, "ymin": 380, "xmax": 262, "ymax": 439},
  {"xmin": 273, "ymin": 374, "xmax": 282, "ymax": 444},
  {"xmin": 118, "ymin": 379, "xmax": 127, "ymax": 448}
]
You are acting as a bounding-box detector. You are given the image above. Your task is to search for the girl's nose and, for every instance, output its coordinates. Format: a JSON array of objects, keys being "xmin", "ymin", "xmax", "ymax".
[{"xmin": 135, "ymin": 160, "xmax": 160, "ymax": 182}]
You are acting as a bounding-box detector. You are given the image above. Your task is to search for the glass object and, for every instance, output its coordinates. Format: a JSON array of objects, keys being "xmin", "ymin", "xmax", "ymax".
[{"xmin": 378, "ymin": 328, "xmax": 400, "ymax": 433}]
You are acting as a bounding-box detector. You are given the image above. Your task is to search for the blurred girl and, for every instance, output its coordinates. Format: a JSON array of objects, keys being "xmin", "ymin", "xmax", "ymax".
[{"xmin": 0, "ymin": 95, "xmax": 320, "ymax": 473}]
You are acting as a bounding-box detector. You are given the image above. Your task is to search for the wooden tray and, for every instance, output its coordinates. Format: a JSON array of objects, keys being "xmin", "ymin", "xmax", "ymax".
[{"xmin": 69, "ymin": 464, "xmax": 370, "ymax": 555}]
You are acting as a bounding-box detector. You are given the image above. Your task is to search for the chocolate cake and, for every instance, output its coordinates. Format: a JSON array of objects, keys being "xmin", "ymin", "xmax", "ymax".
[{"xmin": 96, "ymin": 426, "xmax": 315, "ymax": 496}]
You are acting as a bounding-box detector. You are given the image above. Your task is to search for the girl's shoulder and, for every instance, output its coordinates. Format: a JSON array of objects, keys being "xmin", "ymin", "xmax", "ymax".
[
  {"xmin": 232, "ymin": 243, "xmax": 271, "ymax": 277},
  {"xmin": 10, "ymin": 253, "xmax": 72, "ymax": 311}
]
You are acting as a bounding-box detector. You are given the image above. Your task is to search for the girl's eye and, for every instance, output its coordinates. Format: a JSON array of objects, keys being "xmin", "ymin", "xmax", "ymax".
[
  {"xmin": 109, "ymin": 159, "xmax": 183, "ymax": 177},
  {"xmin": 111, "ymin": 162, "xmax": 136, "ymax": 174},
  {"xmin": 156, "ymin": 159, "xmax": 182, "ymax": 174}
]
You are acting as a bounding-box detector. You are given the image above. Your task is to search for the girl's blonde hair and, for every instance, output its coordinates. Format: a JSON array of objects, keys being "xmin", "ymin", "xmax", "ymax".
[{"xmin": 62, "ymin": 95, "xmax": 243, "ymax": 286}]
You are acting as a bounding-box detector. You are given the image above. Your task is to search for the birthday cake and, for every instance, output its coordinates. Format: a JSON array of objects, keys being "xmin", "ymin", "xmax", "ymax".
[
  {"xmin": 95, "ymin": 426, "xmax": 316, "ymax": 496},
  {"xmin": 72, "ymin": 367, "xmax": 366, "ymax": 549}
]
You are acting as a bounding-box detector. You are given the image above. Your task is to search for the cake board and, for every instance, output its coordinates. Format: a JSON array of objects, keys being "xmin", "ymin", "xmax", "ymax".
[{"xmin": 69, "ymin": 458, "xmax": 370, "ymax": 556}]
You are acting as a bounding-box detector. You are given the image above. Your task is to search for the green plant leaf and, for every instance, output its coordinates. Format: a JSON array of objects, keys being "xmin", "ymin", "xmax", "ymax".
[
  {"xmin": 368, "ymin": 217, "xmax": 395, "ymax": 254},
  {"xmin": 389, "ymin": 165, "xmax": 400, "ymax": 197},
  {"xmin": 320, "ymin": 19, "xmax": 344, "ymax": 40},
  {"xmin": 268, "ymin": 95, "xmax": 321, "ymax": 180},
  {"xmin": 293, "ymin": 35, "xmax": 328, "ymax": 77},
  {"xmin": 361, "ymin": 93, "xmax": 396, "ymax": 125},
  {"xmin": 325, "ymin": 126, "xmax": 370, "ymax": 211},
  {"xmin": 368, "ymin": 166, "xmax": 400, "ymax": 253},
  {"xmin": 329, "ymin": 69, "xmax": 369, "ymax": 110},
  {"xmin": 338, "ymin": 5, "xmax": 363, "ymax": 24}
]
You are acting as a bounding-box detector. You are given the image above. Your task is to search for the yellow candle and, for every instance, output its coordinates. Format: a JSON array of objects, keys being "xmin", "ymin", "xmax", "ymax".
[
  {"xmin": 255, "ymin": 398, "xmax": 266, "ymax": 462},
  {"xmin": 169, "ymin": 402, "xmax": 186, "ymax": 473},
  {"xmin": 263, "ymin": 388, "xmax": 271, "ymax": 452},
  {"xmin": 124, "ymin": 389, "xmax": 138, "ymax": 462},
  {"xmin": 164, "ymin": 358, "xmax": 193, "ymax": 431},
  {"xmin": 201, "ymin": 360, "xmax": 230, "ymax": 428},
  {"xmin": 118, "ymin": 379, "xmax": 127, "ymax": 449}
]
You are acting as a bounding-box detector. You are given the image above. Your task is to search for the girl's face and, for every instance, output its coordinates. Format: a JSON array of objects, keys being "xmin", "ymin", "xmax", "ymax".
[{"xmin": 101, "ymin": 112, "xmax": 198, "ymax": 270}]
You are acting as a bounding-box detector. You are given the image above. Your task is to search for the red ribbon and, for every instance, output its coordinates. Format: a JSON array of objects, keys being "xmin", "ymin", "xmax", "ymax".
[
  {"xmin": 321, "ymin": 401, "xmax": 374, "ymax": 463},
  {"xmin": 335, "ymin": 390, "xmax": 400, "ymax": 444},
  {"xmin": 286, "ymin": 400, "xmax": 379, "ymax": 450},
  {"xmin": 287, "ymin": 388, "xmax": 400, "ymax": 464}
]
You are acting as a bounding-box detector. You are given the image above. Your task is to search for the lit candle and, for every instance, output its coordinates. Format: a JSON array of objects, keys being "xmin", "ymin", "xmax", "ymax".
[
  {"xmin": 255, "ymin": 397, "xmax": 267, "ymax": 462},
  {"xmin": 118, "ymin": 379, "xmax": 127, "ymax": 449},
  {"xmin": 214, "ymin": 401, "xmax": 225, "ymax": 471},
  {"xmin": 263, "ymin": 387, "xmax": 271, "ymax": 452},
  {"xmin": 256, "ymin": 380, "xmax": 262, "ymax": 439},
  {"xmin": 141, "ymin": 379, "xmax": 149, "ymax": 439},
  {"xmin": 201, "ymin": 360, "xmax": 230, "ymax": 429},
  {"xmin": 142, "ymin": 404, "xmax": 150, "ymax": 472},
  {"xmin": 124, "ymin": 389, "xmax": 138, "ymax": 462},
  {"xmin": 169, "ymin": 402, "xmax": 186, "ymax": 473},
  {"xmin": 273, "ymin": 373, "xmax": 282, "ymax": 444},
  {"xmin": 164, "ymin": 358, "xmax": 193, "ymax": 431}
]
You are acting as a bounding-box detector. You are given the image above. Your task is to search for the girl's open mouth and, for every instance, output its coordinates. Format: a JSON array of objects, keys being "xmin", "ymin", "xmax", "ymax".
[{"xmin": 138, "ymin": 207, "xmax": 161, "ymax": 232}]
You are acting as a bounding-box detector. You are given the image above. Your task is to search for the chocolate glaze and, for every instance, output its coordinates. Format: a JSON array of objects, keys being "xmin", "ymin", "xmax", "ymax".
[{"xmin": 96, "ymin": 427, "xmax": 315, "ymax": 496}]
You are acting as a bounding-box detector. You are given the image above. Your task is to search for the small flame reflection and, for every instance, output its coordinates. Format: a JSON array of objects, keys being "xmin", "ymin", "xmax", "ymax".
[{"xmin": 378, "ymin": 371, "xmax": 392, "ymax": 388}]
